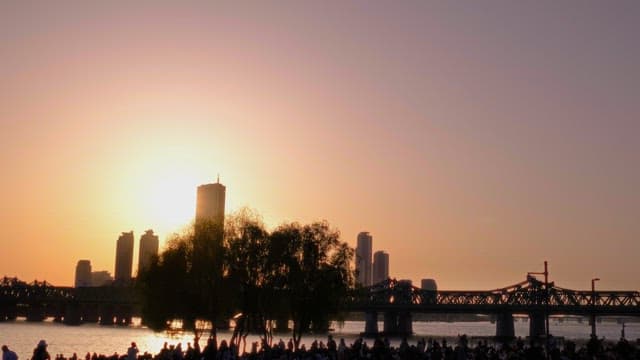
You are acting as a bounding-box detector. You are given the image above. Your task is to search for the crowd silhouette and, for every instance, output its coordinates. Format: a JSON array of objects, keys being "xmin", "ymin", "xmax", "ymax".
[{"xmin": 15, "ymin": 333, "xmax": 639, "ymax": 360}]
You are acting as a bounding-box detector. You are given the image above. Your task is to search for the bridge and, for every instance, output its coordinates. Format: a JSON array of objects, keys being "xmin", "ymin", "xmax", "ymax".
[
  {"xmin": 0, "ymin": 277, "xmax": 138, "ymax": 325},
  {"xmin": 348, "ymin": 276, "xmax": 640, "ymax": 337},
  {"xmin": 1, "ymin": 275, "xmax": 639, "ymax": 338}
]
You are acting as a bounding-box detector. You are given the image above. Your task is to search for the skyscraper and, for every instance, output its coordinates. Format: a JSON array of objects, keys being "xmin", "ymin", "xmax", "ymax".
[
  {"xmin": 195, "ymin": 178, "xmax": 226, "ymax": 226},
  {"xmin": 75, "ymin": 260, "xmax": 92, "ymax": 287},
  {"xmin": 138, "ymin": 229, "xmax": 159, "ymax": 275},
  {"xmin": 356, "ymin": 232, "xmax": 373, "ymax": 286},
  {"xmin": 372, "ymin": 250, "xmax": 389, "ymax": 285},
  {"xmin": 114, "ymin": 231, "xmax": 134, "ymax": 282}
]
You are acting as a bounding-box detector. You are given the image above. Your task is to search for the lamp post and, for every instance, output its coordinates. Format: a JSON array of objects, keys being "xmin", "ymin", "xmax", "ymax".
[
  {"xmin": 527, "ymin": 261, "xmax": 549, "ymax": 336},
  {"xmin": 528, "ymin": 261, "xmax": 550, "ymax": 359},
  {"xmin": 591, "ymin": 278, "xmax": 600, "ymax": 337}
]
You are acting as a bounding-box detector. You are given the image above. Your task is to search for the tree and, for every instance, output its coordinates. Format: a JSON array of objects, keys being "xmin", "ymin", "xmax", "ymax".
[
  {"xmin": 223, "ymin": 208, "xmax": 272, "ymax": 351},
  {"xmin": 137, "ymin": 219, "xmax": 229, "ymax": 337},
  {"xmin": 138, "ymin": 210, "xmax": 355, "ymax": 350},
  {"xmin": 137, "ymin": 237, "xmax": 190, "ymax": 332},
  {"xmin": 269, "ymin": 221, "xmax": 354, "ymax": 349}
]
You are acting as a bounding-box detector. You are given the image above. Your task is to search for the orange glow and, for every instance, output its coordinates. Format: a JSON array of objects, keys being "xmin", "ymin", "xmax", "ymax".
[
  {"xmin": 1, "ymin": 2, "xmax": 639, "ymax": 290},
  {"xmin": 142, "ymin": 166, "xmax": 199, "ymax": 238}
]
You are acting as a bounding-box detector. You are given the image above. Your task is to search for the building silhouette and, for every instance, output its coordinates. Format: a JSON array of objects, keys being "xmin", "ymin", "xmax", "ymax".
[
  {"xmin": 91, "ymin": 271, "xmax": 113, "ymax": 286},
  {"xmin": 138, "ymin": 229, "xmax": 159, "ymax": 275},
  {"xmin": 421, "ymin": 278, "xmax": 438, "ymax": 291},
  {"xmin": 74, "ymin": 260, "xmax": 92, "ymax": 287},
  {"xmin": 372, "ymin": 250, "xmax": 389, "ymax": 285},
  {"xmin": 195, "ymin": 178, "xmax": 226, "ymax": 226},
  {"xmin": 356, "ymin": 232, "xmax": 373, "ymax": 286},
  {"xmin": 114, "ymin": 231, "xmax": 134, "ymax": 282}
]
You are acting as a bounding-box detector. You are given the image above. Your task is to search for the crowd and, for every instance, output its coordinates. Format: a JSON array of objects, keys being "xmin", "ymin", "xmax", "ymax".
[{"xmin": 3, "ymin": 334, "xmax": 640, "ymax": 360}]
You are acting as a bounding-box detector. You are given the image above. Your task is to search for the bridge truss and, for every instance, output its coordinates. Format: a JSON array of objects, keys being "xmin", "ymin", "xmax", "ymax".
[{"xmin": 350, "ymin": 276, "xmax": 640, "ymax": 315}]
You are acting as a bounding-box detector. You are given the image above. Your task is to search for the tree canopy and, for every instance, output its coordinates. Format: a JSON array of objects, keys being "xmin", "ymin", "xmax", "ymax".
[{"xmin": 137, "ymin": 209, "xmax": 354, "ymax": 349}]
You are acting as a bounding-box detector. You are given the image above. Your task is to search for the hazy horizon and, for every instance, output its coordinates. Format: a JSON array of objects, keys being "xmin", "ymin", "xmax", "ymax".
[{"xmin": 1, "ymin": 1, "xmax": 639, "ymax": 290}]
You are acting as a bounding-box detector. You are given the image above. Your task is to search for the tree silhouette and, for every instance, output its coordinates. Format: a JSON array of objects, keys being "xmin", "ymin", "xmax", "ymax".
[
  {"xmin": 138, "ymin": 209, "xmax": 354, "ymax": 349},
  {"xmin": 270, "ymin": 221, "xmax": 354, "ymax": 349},
  {"xmin": 224, "ymin": 209, "xmax": 272, "ymax": 351},
  {"xmin": 137, "ymin": 219, "xmax": 229, "ymax": 336}
]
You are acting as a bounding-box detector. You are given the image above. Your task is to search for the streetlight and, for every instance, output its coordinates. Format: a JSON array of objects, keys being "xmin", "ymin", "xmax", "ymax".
[
  {"xmin": 527, "ymin": 261, "xmax": 550, "ymax": 339},
  {"xmin": 528, "ymin": 261, "xmax": 550, "ymax": 360},
  {"xmin": 591, "ymin": 278, "xmax": 600, "ymax": 337}
]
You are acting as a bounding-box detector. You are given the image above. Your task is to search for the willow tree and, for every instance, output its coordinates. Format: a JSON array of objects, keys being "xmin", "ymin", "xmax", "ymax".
[
  {"xmin": 137, "ymin": 239, "xmax": 190, "ymax": 331},
  {"xmin": 269, "ymin": 221, "xmax": 354, "ymax": 349},
  {"xmin": 137, "ymin": 219, "xmax": 229, "ymax": 336},
  {"xmin": 138, "ymin": 212, "xmax": 354, "ymax": 349},
  {"xmin": 224, "ymin": 209, "xmax": 273, "ymax": 350}
]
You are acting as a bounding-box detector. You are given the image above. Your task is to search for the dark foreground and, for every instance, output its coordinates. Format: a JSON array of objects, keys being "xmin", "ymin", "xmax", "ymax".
[{"xmin": 42, "ymin": 335, "xmax": 640, "ymax": 360}]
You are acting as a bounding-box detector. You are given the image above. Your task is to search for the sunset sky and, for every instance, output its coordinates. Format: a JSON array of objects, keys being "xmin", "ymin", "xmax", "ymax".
[{"xmin": 1, "ymin": 1, "xmax": 639, "ymax": 290}]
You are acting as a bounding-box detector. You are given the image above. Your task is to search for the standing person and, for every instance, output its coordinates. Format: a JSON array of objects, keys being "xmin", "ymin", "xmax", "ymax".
[
  {"xmin": 201, "ymin": 336, "xmax": 216, "ymax": 360},
  {"xmin": 127, "ymin": 343, "xmax": 138, "ymax": 360},
  {"xmin": 32, "ymin": 340, "xmax": 50, "ymax": 360},
  {"xmin": 2, "ymin": 345, "xmax": 18, "ymax": 360}
]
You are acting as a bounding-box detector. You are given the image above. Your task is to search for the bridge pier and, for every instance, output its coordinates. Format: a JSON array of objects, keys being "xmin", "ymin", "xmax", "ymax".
[
  {"xmin": 495, "ymin": 312, "xmax": 515, "ymax": 339},
  {"xmin": 383, "ymin": 311, "xmax": 398, "ymax": 335},
  {"xmin": 26, "ymin": 305, "xmax": 46, "ymax": 322},
  {"xmin": 381, "ymin": 311, "xmax": 412, "ymax": 336},
  {"xmin": 53, "ymin": 304, "xmax": 64, "ymax": 323},
  {"xmin": 99, "ymin": 305, "xmax": 115, "ymax": 325},
  {"xmin": 64, "ymin": 304, "xmax": 82, "ymax": 325},
  {"xmin": 364, "ymin": 311, "xmax": 378, "ymax": 335},
  {"xmin": 82, "ymin": 305, "xmax": 99, "ymax": 323},
  {"xmin": 115, "ymin": 306, "xmax": 132, "ymax": 326},
  {"xmin": 397, "ymin": 311, "xmax": 413, "ymax": 336},
  {"xmin": 529, "ymin": 312, "xmax": 546, "ymax": 338},
  {"xmin": 0, "ymin": 304, "xmax": 17, "ymax": 321}
]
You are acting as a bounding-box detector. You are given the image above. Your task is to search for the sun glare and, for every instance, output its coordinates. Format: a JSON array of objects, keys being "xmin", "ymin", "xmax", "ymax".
[
  {"xmin": 129, "ymin": 147, "xmax": 208, "ymax": 238},
  {"xmin": 147, "ymin": 174, "xmax": 197, "ymax": 234}
]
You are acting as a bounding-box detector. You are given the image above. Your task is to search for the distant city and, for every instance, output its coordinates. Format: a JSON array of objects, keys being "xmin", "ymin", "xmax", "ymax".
[
  {"xmin": 74, "ymin": 179, "xmax": 226, "ymax": 287},
  {"xmin": 355, "ymin": 231, "xmax": 437, "ymax": 291},
  {"xmin": 75, "ymin": 179, "xmax": 438, "ymax": 290}
]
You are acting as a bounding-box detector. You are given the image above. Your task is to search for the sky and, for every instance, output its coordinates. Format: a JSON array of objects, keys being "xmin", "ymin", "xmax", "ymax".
[{"xmin": 1, "ymin": 1, "xmax": 639, "ymax": 290}]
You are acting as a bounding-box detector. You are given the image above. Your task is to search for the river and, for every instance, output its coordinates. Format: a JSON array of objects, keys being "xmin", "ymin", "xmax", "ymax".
[{"xmin": 0, "ymin": 319, "xmax": 637, "ymax": 358}]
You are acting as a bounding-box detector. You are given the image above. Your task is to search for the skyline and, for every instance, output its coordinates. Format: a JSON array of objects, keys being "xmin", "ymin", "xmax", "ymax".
[{"xmin": 1, "ymin": 1, "xmax": 639, "ymax": 290}]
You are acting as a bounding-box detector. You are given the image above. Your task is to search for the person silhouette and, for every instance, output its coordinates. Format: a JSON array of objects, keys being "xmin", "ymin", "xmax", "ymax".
[
  {"xmin": 126, "ymin": 343, "xmax": 138, "ymax": 360},
  {"xmin": 2, "ymin": 345, "xmax": 18, "ymax": 360},
  {"xmin": 31, "ymin": 340, "xmax": 50, "ymax": 360}
]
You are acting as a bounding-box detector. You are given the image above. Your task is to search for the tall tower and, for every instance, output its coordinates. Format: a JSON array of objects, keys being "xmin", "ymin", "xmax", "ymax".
[
  {"xmin": 75, "ymin": 260, "xmax": 92, "ymax": 287},
  {"xmin": 372, "ymin": 251, "xmax": 389, "ymax": 285},
  {"xmin": 195, "ymin": 178, "xmax": 226, "ymax": 226},
  {"xmin": 138, "ymin": 229, "xmax": 159, "ymax": 275},
  {"xmin": 356, "ymin": 232, "xmax": 373, "ymax": 286},
  {"xmin": 114, "ymin": 231, "xmax": 134, "ymax": 282}
]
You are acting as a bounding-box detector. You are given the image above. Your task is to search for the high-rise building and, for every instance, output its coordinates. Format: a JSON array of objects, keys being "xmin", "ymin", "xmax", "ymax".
[
  {"xmin": 138, "ymin": 229, "xmax": 159, "ymax": 275},
  {"xmin": 372, "ymin": 251, "xmax": 389, "ymax": 285},
  {"xmin": 75, "ymin": 260, "xmax": 92, "ymax": 287},
  {"xmin": 195, "ymin": 179, "xmax": 226, "ymax": 226},
  {"xmin": 421, "ymin": 278, "xmax": 438, "ymax": 291},
  {"xmin": 356, "ymin": 232, "xmax": 373, "ymax": 286},
  {"xmin": 114, "ymin": 231, "xmax": 134, "ymax": 282},
  {"xmin": 91, "ymin": 271, "xmax": 113, "ymax": 286}
]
